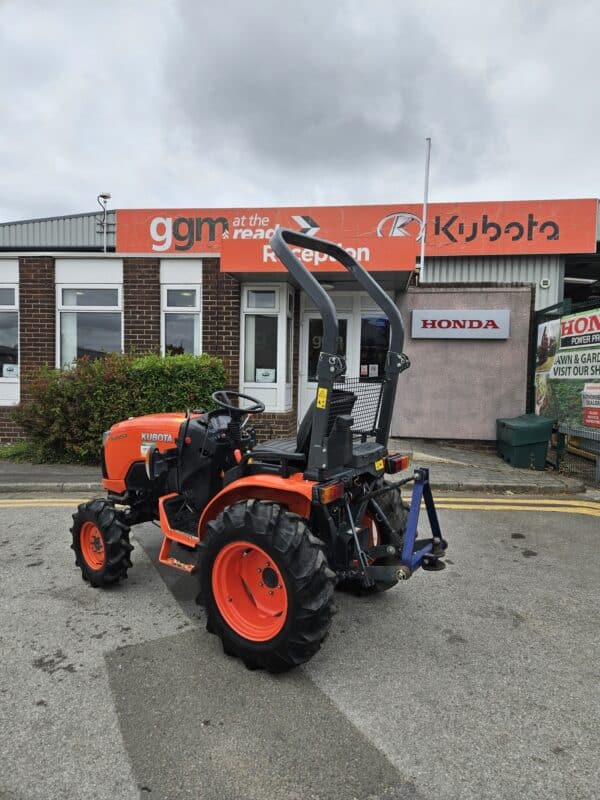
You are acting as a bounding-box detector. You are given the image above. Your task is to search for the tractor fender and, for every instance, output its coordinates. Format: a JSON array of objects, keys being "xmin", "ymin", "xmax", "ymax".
[{"xmin": 198, "ymin": 473, "xmax": 316, "ymax": 539}]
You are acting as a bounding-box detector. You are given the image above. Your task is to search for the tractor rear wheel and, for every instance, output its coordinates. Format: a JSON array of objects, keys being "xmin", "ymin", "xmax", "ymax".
[
  {"xmin": 339, "ymin": 482, "xmax": 409, "ymax": 595},
  {"xmin": 71, "ymin": 499, "xmax": 133, "ymax": 588},
  {"xmin": 198, "ymin": 500, "xmax": 336, "ymax": 673}
]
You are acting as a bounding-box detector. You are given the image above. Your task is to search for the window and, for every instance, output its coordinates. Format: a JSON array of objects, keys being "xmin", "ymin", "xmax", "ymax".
[
  {"xmin": 359, "ymin": 316, "xmax": 390, "ymax": 381},
  {"xmin": 241, "ymin": 284, "xmax": 293, "ymax": 412},
  {"xmin": 57, "ymin": 286, "xmax": 122, "ymax": 366},
  {"xmin": 161, "ymin": 285, "xmax": 201, "ymax": 355},
  {"xmin": 0, "ymin": 286, "xmax": 18, "ymax": 379},
  {"xmin": 307, "ymin": 318, "xmax": 347, "ymax": 382}
]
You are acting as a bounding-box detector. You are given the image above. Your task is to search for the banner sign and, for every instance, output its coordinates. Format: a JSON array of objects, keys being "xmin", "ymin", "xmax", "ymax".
[
  {"xmin": 536, "ymin": 307, "xmax": 600, "ymax": 429},
  {"xmin": 558, "ymin": 309, "xmax": 600, "ymax": 350},
  {"xmin": 116, "ymin": 199, "xmax": 598, "ymax": 272},
  {"xmin": 411, "ymin": 309, "xmax": 510, "ymax": 339}
]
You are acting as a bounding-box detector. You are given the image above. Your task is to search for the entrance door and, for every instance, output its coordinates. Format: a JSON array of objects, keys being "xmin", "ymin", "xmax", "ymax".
[
  {"xmin": 298, "ymin": 313, "xmax": 349, "ymax": 421},
  {"xmin": 298, "ymin": 294, "xmax": 391, "ymax": 422}
]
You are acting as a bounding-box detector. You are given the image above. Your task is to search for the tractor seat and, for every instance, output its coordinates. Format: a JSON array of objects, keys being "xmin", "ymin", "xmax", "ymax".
[{"xmin": 251, "ymin": 389, "xmax": 357, "ymax": 467}]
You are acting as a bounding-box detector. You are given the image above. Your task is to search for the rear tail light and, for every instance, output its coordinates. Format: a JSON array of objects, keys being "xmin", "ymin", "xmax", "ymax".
[
  {"xmin": 384, "ymin": 453, "xmax": 411, "ymax": 474},
  {"xmin": 316, "ymin": 480, "xmax": 346, "ymax": 505}
]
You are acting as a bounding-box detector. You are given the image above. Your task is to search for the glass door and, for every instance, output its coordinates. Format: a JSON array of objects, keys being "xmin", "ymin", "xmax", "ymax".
[{"xmin": 299, "ymin": 314, "xmax": 349, "ymax": 420}]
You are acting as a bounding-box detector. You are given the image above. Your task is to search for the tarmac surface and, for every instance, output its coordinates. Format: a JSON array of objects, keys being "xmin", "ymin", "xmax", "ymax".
[
  {"xmin": 0, "ymin": 494, "xmax": 598, "ymax": 800},
  {"xmin": 0, "ymin": 438, "xmax": 588, "ymax": 494}
]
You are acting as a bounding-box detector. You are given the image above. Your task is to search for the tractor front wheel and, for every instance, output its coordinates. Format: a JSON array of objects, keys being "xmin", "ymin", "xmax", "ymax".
[
  {"xmin": 198, "ymin": 500, "xmax": 336, "ymax": 673},
  {"xmin": 71, "ymin": 499, "xmax": 133, "ymax": 587}
]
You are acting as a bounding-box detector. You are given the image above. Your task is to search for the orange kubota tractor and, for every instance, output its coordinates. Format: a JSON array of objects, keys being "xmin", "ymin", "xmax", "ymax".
[{"xmin": 71, "ymin": 228, "xmax": 447, "ymax": 672}]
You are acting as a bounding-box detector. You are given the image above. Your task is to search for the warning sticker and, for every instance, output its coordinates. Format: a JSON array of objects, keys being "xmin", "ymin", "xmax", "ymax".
[{"xmin": 316, "ymin": 387, "xmax": 328, "ymax": 409}]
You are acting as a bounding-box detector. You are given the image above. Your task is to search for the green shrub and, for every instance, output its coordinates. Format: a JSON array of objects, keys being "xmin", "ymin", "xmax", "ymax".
[{"xmin": 12, "ymin": 352, "xmax": 227, "ymax": 464}]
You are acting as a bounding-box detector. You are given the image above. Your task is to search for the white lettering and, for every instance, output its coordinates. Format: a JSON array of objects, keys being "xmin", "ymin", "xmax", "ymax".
[
  {"xmin": 150, "ymin": 217, "xmax": 172, "ymax": 252},
  {"xmin": 263, "ymin": 245, "xmax": 277, "ymax": 262}
]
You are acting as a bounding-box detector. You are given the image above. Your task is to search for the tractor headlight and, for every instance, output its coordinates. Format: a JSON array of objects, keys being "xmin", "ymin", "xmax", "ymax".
[{"xmin": 102, "ymin": 430, "xmax": 110, "ymax": 446}]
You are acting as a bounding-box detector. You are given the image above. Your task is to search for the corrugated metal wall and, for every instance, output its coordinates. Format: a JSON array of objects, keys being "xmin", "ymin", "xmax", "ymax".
[
  {"xmin": 420, "ymin": 254, "xmax": 565, "ymax": 310},
  {"xmin": 0, "ymin": 211, "xmax": 116, "ymax": 250}
]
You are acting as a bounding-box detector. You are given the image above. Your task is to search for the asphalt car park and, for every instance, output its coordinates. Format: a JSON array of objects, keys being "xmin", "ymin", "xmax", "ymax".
[{"xmin": 0, "ymin": 495, "xmax": 599, "ymax": 800}]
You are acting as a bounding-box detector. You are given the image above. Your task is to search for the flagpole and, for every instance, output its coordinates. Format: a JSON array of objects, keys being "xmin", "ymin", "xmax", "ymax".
[{"xmin": 419, "ymin": 137, "xmax": 431, "ymax": 280}]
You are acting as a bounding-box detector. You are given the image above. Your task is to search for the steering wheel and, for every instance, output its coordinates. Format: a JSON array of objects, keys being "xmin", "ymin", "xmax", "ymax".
[{"xmin": 211, "ymin": 390, "xmax": 265, "ymax": 417}]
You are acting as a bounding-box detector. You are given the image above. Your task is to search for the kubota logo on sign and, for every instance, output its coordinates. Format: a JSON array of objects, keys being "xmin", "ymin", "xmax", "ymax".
[
  {"xmin": 376, "ymin": 212, "xmax": 424, "ymax": 240},
  {"xmin": 433, "ymin": 212, "xmax": 559, "ymax": 244}
]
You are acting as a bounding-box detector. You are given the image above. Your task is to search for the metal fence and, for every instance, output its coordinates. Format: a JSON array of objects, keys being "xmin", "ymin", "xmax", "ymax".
[{"xmin": 547, "ymin": 425, "xmax": 600, "ymax": 485}]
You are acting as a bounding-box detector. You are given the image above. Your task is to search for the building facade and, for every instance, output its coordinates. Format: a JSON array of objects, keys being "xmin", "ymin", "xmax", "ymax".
[{"xmin": 1, "ymin": 199, "xmax": 598, "ymax": 443}]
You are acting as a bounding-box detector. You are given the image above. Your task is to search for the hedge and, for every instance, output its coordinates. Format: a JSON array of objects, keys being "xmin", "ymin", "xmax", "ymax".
[{"xmin": 12, "ymin": 352, "xmax": 227, "ymax": 464}]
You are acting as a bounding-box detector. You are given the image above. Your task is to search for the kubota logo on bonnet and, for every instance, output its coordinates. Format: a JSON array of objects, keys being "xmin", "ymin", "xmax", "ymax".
[{"xmin": 141, "ymin": 432, "xmax": 174, "ymax": 443}]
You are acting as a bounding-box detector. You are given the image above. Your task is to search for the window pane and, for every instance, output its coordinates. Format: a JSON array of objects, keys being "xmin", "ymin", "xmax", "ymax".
[
  {"xmin": 307, "ymin": 318, "xmax": 346, "ymax": 382},
  {"xmin": 166, "ymin": 288, "xmax": 197, "ymax": 308},
  {"xmin": 165, "ymin": 313, "xmax": 198, "ymax": 355},
  {"xmin": 359, "ymin": 317, "xmax": 389, "ymax": 381},
  {"xmin": 62, "ymin": 288, "xmax": 118, "ymax": 307},
  {"xmin": 244, "ymin": 314, "xmax": 277, "ymax": 382},
  {"xmin": 247, "ymin": 290, "xmax": 276, "ymax": 309},
  {"xmin": 60, "ymin": 312, "xmax": 121, "ymax": 364},
  {"xmin": 0, "ymin": 311, "xmax": 18, "ymax": 374},
  {"xmin": 0, "ymin": 288, "xmax": 15, "ymax": 306}
]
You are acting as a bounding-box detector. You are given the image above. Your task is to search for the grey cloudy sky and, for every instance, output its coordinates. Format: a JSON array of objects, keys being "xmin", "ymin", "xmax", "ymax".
[{"xmin": 0, "ymin": 0, "xmax": 597, "ymax": 220}]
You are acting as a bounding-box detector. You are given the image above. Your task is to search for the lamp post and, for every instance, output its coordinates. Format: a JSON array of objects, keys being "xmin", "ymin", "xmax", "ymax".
[
  {"xmin": 97, "ymin": 192, "xmax": 111, "ymax": 253},
  {"xmin": 419, "ymin": 138, "xmax": 431, "ymax": 281}
]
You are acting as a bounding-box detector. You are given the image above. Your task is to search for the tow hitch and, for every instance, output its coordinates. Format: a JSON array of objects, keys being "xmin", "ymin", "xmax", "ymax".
[{"xmin": 347, "ymin": 467, "xmax": 448, "ymax": 587}]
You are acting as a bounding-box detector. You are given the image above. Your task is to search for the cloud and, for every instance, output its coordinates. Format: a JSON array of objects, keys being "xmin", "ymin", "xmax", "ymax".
[
  {"xmin": 165, "ymin": 0, "xmax": 501, "ymax": 198},
  {"xmin": 0, "ymin": 0, "xmax": 598, "ymax": 220}
]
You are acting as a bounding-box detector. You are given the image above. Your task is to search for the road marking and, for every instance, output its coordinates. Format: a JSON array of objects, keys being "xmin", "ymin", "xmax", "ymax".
[
  {"xmin": 434, "ymin": 503, "xmax": 600, "ymax": 517},
  {"xmin": 1, "ymin": 496, "xmax": 599, "ymax": 516},
  {"xmin": 436, "ymin": 496, "xmax": 600, "ymax": 509}
]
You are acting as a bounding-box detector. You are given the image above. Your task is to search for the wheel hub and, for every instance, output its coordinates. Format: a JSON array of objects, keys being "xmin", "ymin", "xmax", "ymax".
[
  {"xmin": 80, "ymin": 521, "xmax": 106, "ymax": 570},
  {"xmin": 211, "ymin": 541, "xmax": 288, "ymax": 642}
]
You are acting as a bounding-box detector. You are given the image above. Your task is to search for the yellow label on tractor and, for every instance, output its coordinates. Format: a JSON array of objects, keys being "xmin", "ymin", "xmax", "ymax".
[
  {"xmin": 374, "ymin": 459, "xmax": 384, "ymax": 472},
  {"xmin": 316, "ymin": 387, "xmax": 328, "ymax": 409}
]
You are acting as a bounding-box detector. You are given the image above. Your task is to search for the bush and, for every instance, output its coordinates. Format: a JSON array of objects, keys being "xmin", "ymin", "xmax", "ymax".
[{"xmin": 12, "ymin": 352, "xmax": 227, "ymax": 464}]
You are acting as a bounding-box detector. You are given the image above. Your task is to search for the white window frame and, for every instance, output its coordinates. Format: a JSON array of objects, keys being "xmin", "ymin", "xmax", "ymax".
[
  {"xmin": 240, "ymin": 283, "xmax": 293, "ymax": 413},
  {"xmin": 56, "ymin": 284, "xmax": 123, "ymax": 368},
  {"xmin": 160, "ymin": 284, "xmax": 202, "ymax": 356},
  {"xmin": 0, "ymin": 284, "xmax": 19, "ymax": 382}
]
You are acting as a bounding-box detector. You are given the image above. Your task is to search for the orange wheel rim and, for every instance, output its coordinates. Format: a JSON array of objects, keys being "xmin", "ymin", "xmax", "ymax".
[
  {"xmin": 212, "ymin": 541, "xmax": 288, "ymax": 642},
  {"xmin": 365, "ymin": 513, "xmax": 380, "ymax": 549},
  {"xmin": 80, "ymin": 521, "xmax": 106, "ymax": 570}
]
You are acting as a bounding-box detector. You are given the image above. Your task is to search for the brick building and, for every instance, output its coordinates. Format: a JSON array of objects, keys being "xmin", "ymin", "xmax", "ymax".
[{"xmin": 1, "ymin": 200, "xmax": 598, "ymax": 444}]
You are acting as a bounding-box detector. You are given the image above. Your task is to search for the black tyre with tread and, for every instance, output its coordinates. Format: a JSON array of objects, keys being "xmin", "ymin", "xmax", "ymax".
[
  {"xmin": 198, "ymin": 499, "xmax": 336, "ymax": 673},
  {"xmin": 71, "ymin": 499, "xmax": 133, "ymax": 588}
]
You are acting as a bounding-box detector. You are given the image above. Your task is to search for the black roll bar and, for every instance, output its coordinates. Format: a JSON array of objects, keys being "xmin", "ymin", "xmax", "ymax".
[
  {"xmin": 270, "ymin": 228, "xmax": 405, "ymax": 353},
  {"xmin": 270, "ymin": 228, "xmax": 410, "ymax": 476}
]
